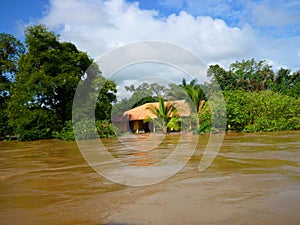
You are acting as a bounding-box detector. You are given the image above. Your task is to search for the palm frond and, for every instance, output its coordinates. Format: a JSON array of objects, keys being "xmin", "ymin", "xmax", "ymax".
[{"xmin": 145, "ymin": 97, "xmax": 181, "ymax": 133}]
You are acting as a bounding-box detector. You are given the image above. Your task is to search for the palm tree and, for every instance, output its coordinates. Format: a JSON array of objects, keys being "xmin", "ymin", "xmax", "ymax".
[
  {"xmin": 145, "ymin": 97, "xmax": 181, "ymax": 133},
  {"xmin": 181, "ymin": 79, "xmax": 206, "ymax": 113}
]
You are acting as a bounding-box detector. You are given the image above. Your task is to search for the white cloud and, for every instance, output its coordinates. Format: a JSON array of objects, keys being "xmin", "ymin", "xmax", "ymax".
[
  {"xmin": 40, "ymin": 0, "xmax": 300, "ymax": 83},
  {"xmin": 42, "ymin": 0, "xmax": 255, "ymax": 59}
]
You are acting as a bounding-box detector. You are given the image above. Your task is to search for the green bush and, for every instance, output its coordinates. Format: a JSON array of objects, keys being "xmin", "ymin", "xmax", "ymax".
[
  {"xmin": 197, "ymin": 103, "xmax": 212, "ymax": 133},
  {"xmin": 54, "ymin": 119, "xmax": 117, "ymax": 140},
  {"xmin": 53, "ymin": 121, "xmax": 74, "ymax": 141},
  {"xmin": 9, "ymin": 108, "xmax": 58, "ymax": 141},
  {"xmin": 96, "ymin": 120, "xmax": 118, "ymax": 138},
  {"xmin": 224, "ymin": 90, "xmax": 251, "ymax": 131},
  {"xmin": 225, "ymin": 90, "xmax": 300, "ymax": 132},
  {"xmin": 18, "ymin": 127, "xmax": 51, "ymax": 141},
  {"xmin": 195, "ymin": 90, "xmax": 300, "ymax": 133},
  {"xmin": 0, "ymin": 108, "xmax": 14, "ymax": 140}
]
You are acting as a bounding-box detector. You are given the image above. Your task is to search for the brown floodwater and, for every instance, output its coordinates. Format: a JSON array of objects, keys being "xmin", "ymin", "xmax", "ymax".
[{"xmin": 0, "ymin": 131, "xmax": 300, "ymax": 225}]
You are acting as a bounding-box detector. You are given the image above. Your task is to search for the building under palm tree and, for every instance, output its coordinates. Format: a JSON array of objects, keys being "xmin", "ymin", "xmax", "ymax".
[{"xmin": 112, "ymin": 100, "xmax": 192, "ymax": 133}]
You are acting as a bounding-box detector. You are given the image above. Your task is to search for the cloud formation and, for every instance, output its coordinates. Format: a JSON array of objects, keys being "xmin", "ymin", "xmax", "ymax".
[{"xmin": 40, "ymin": 0, "xmax": 300, "ymax": 80}]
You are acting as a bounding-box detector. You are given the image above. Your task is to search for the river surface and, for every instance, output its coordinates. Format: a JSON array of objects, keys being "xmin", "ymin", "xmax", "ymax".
[{"xmin": 0, "ymin": 131, "xmax": 300, "ymax": 225}]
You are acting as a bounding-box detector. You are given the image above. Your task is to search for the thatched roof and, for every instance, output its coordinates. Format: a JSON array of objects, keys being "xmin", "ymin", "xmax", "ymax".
[{"xmin": 120, "ymin": 100, "xmax": 191, "ymax": 121}]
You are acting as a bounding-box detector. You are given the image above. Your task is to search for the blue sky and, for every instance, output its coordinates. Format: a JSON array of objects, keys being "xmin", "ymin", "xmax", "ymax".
[
  {"xmin": 1, "ymin": 0, "xmax": 300, "ymax": 75},
  {"xmin": 0, "ymin": 0, "xmax": 49, "ymax": 37},
  {"xmin": 3, "ymin": 0, "xmax": 299, "ymax": 38}
]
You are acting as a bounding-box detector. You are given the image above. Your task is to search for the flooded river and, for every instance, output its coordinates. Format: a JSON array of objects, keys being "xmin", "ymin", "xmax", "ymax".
[{"xmin": 0, "ymin": 131, "xmax": 300, "ymax": 225}]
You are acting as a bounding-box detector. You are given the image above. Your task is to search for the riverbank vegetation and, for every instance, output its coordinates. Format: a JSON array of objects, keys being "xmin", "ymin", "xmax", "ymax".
[
  {"xmin": 1, "ymin": 25, "xmax": 299, "ymax": 140},
  {"xmin": 198, "ymin": 90, "xmax": 300, "ymax": 133},
  {"xmin": 201, "ymin": 59, "xmax": 300, "ymax": 133},
  {"xmin": 1, "ymin": 25, "xmax": 117, "ymax": 140}
]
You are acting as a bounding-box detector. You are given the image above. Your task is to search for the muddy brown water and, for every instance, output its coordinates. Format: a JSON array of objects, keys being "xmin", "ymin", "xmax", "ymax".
[{"xmin": 0, "ymin": 131, "xmax": 300, "ymax": 225}]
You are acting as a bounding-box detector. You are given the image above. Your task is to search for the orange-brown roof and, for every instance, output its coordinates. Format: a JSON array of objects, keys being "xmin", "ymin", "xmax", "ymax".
[{"xmin": 123, "ymin": 100, "xmax": 191, "ymax": 121}]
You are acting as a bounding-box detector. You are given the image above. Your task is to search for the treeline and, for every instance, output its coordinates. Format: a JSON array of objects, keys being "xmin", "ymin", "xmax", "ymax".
[
  {"xmin": 112, "ymin": 59, "xmax": 300, "ymax": 133},
  {"xmin": 207, "ymin": 59, "xmax": 300, "ymax": 97},
  {"xmin": 0, "ymin": 25, "xmax": 116, "ymax": 140},
  {"xmin": 201, "ymin": 59, "xmax": 300, "ymax": 133},
  {"xmin": 1, "ymin": 25, "xmax": 299, "ymax": 140}
]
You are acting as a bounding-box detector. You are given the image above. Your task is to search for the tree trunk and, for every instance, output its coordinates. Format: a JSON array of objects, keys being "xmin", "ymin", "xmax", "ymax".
[{"xmin": 198, "ymin": 100, "xmax": 205, "ymax": 112}]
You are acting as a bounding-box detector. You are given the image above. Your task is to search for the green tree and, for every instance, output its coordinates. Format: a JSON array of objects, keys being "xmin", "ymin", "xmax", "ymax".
[
  {"xmin": 167, "ymin": 79, "xmax": 209, "ymax": 131},
  {"xmin": 85, "ymin": 63, "xmax": 117, "ymax": 120},
  {"xmin": 0, "ymin": 33, "xmax": 25, "ymax": 138},
  {"xmin": 230, "ymin": 59, "xmax": 274, "ymax": 91},
  {"xmin": 8, "ymin": 25, "xmax": 116, "ymax": 140},
  {"xmin": 207, "ymin": 64, "xmax": 237, "ymax": 91},
  {"xmin": 224, "ymin": 90, "xmax": 252, "ymax": 131},
  {"xmin": 0, "ymin": 33, "xmax": 25, "ymax": 81},
  {"xmin": 181, "ymin": 79, "xmax": 206, "ymax": 113},
  {"xmin": 145, "ymin": 97, "xmax": 181, "ymax": 133},
  {"xmin": 125, "ymin": 82, "xmax": 167, "ymax": 98},
  {"xmin": 272, "ymin": 68, "xmax": 293, "ymax": 94},
  {"xmin": 112, "ymin": 82, "xmax": 167, "ymax": 116},
  {"xmin": 132, "ymin": 96, "xmax": 159, "ymax": 108},
  {"xmin": 126, "ymin": 83, "xmax": 163, "ymax": 109},
  {"xmin": 224, "ymin": 90, "xmax": 300, "ymax": 132},
  {"xmin": 270, "ymin": 68, "xmax": 300, "ymax": 97},
  {"xmin": 289, "ymin": 70, "xmax": 300, "ymax": 97},
  {"xmin": 167, "ymin": 83, "xmax": 187, "ymax": 100}
]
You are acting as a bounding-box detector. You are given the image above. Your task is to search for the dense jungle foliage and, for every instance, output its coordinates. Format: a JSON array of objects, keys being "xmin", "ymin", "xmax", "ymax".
[{"xmin": 1, "ymin": 25, "xmax": 299, "ymax": 140}]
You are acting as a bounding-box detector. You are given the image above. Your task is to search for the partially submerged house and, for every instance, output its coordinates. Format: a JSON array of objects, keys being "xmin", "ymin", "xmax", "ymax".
[{"xmin": 112, "ymin": 100, "xmax": 192, "ymax": 133}]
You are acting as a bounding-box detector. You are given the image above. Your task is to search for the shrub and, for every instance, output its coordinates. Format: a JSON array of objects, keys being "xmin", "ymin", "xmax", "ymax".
[
  {"xmin": 96, "ymin": 120, "xmax": 118, "ymax": 138},
  {"xmin": 197, "ymin": 103, "xmax": 212, "ymax": 133},
  {"xmin": 54, "ymin": 119, "xmax": 118, "ymax": 140},
  {"xmin": 18, "ymin": 127, "xmax": 51, "ymax": 141},
  {"xmin": 53, "ymin": 121, "xmax": 74, "ymax": 141},
  {"xmin": 225, "ymin": 90, "xmax": 300, "ymax": 132}
]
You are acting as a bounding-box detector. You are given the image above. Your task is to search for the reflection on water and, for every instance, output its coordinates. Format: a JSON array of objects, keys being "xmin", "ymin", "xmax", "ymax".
[{"xmin": 0, "ymin": 131, "xmax": 300, "ymax": 225}]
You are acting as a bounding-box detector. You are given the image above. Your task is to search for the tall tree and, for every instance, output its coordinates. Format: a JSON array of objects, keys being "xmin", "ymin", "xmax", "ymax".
[
  {"xmin": 229, "ymin": 59, "xmax": 274, "ymax": 91},
  {"xmin": 181, "ymin": 79, "xmax": 206, "ymax": 113},
  {"xmin": 8, "ymin": 25, "xmax": 115, "ymax": 140},
  {"xmin": 272, "ymin": 68, "xmax": 291, "ymax": 93},
  {"xmin": 125, "ymin": 82, "xmax": 167, "ymax": 101},
  {"xmin": 207, "ymin": 64, "xmax": 237, "ymax": 91},
  {"xmin": 290, "ymin": 70, "xmax": 300, "ymax": 97},
  {"xmin": 113, "ymin": 82, "xmax": 167, "ymax": 116},
  {"xmin": 0, "ymin": 33, "xmax": 25, "ymax": 81},
  {"xmin": 262, "ymin": 66, "xmax": 299, "ymax": 97},
  {"xmin": 0, "ymin": 33, "xmax": 25, "ymax": 138}
]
